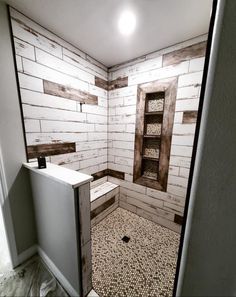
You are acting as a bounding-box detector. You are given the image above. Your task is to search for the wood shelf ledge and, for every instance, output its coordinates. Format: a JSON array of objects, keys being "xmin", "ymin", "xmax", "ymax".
[
  {"xmin": 134, "ymin": 176, "xmax": 163, "ymax": 191},
  {"xmin": 144, "ymin": 112, "xmax": 163, "ymax": 115},
  {"xmin": 142, "ymin": 156, "xmax": 159, "ymax": 161},
  {"xmin": 143, "ymin": 135, "xmax": 161, "ymax": 138}
]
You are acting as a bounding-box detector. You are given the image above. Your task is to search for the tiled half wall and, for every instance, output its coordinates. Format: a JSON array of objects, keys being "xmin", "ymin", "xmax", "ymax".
[{"xmin": 10, "ymin": 7, "xmax": 207, "ymax": 231}]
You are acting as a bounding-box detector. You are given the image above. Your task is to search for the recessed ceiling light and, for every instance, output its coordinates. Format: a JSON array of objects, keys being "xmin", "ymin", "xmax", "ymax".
[{"xmin": 118, "ymin": 10, "xmax": 136, "ymax": 36}]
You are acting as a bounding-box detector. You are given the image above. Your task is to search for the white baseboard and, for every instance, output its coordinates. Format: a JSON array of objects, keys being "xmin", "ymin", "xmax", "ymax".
[
  {"xmin": 17, "ymin": 244, "xmax": 37, "ymax": 265},
  {"xmin": 37, "ymin": 246, "xmax": 79, "ymax": 297}
]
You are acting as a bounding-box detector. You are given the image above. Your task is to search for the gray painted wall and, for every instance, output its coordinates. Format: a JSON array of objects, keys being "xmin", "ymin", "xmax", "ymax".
[
  {"xmin": 29, "ymin": 171, "xmax": 81, "ymax": 295},
  {"xmin": 178, "ymin": 0, "xmax": 236, "ymax": 295},
  {"xmin": 0, "ymin": 2, "xmax": 37, "ymax": 256}
]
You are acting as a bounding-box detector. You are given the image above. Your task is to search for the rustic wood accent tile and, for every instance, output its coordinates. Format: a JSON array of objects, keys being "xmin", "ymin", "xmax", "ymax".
[
  {"xmin": 135, "ymin": 176, "xmax": 163, "ymax": 191},
  {"xmin": 95, "ymin": 76, "xmax": 108, "ymax": 91},
  {"xmin": 81, "ymin": 240, "xmax": 92, "ymax": 296},
  {"xmin": 91, "ymin": 196, "xmax": 115, "ymax": 220},
  {"xmin": 92, "ymin": 170, "xmax": 107, "ymax": 181},
  {"xmin": 163, "ymin": 41, "xmax": 207, "ymax": 66},
  {"xmin": 174, "ymin": 214, "xmax": 183, "ymax": 225},
  {"xmin": 107, "ymin": 169, "xmax": 125, "ymax": 180},
  {"xmin": 43, "ymin": 80, "xmax": 98, "ymax": 105},
  {"xmin": 78, "ymin": 184, "xmax": 91, "ymax": 246},
  {"xmin": 182, "ymin": 111, "xmax": 198, "ymax": 124},
  {"xmin": 27, "ymin": 142, "xmax": 76, "ymax": 159},
  {"xmin": 108, "ymin": 77, "xmax": 128, "ymax": 91},
  {"xmin": 92, "ymin": 169, "xmax": 125, "ymax": 181},
  {"xmin": 133, "ymin": 88, "xmax": 146, "ymax": 182},
  {"xmin": 95, "ymin": 76, "xmax": 128, "ymax": 91},
  {"xmin": 78, "ymin": 183, "xmax": 92, "ymax": 296},
  {"xmin": 159, "ymin": 78, "xmax": 178, "ymax": 191}
]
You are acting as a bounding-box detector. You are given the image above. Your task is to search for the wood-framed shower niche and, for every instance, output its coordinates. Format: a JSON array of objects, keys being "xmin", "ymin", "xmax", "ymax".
[{"xmin": 133, "ymin": 77, "xmax": 177, "ymax": 191}]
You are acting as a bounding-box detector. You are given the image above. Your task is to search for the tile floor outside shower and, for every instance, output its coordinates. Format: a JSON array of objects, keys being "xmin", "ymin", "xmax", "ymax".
[{"xmin": 92, "ymin": 208, "xmax": 180, "ymax": 297}]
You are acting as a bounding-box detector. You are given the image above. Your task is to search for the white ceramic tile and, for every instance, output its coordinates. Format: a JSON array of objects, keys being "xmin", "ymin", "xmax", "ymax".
[
  {"xmin": 90, "ymin": 182, "xmax": 119, "ymax": 202},
  {"xmin": 18, "ymin": 73, "xmax": 43, "ymax": 92},
  {"xmin": 16, "ymin": 55, "xmax": 23, "ymax": 72},
  {"xmin": 178, "ymin": 71, "xmax": 203, "ymax": 87},
  {"xmin": 21, "ymin": 89, "xmax": 77, "ymax": 111},
  {"xmin": 36, "ymin": 48, "xmax": 94, "ymax": 84},
  {"xmin": 23, "ymin": 162, "xmax": 93, "ymax": 188},
  {"xmin": 189, "ymin": 57, "xmax": 205, "ymax": 72},
  {"xmin": 14, "ymin": 37, "xmax": 35, "ymax": 60},
  {"xmin": 87, "ymin": 289, "xmax": 99, "ymax": 297},
  {"xmin": 177, "ymin": 85, "xmax": 200, "ymax": 99}
]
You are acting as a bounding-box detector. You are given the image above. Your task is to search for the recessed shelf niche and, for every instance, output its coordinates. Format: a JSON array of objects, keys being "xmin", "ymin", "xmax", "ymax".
[{"xmin": 133, "ymin": 78, "xmax": 177, "ymax": 191}]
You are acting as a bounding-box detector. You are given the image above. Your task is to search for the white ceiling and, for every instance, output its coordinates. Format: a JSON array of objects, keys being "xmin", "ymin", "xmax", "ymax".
[{"xmin": 6, "ymin": 0, "xmax": 213, "ymax": 67}]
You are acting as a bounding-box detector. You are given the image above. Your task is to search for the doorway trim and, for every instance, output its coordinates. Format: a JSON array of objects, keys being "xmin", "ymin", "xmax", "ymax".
[
  {"xmin": 0, "ymin": 145, "xmax": 18, "ymax": 268},
  {"xmin": 173, "ymin": 0, "xmax": 221, "ymax": 295}
]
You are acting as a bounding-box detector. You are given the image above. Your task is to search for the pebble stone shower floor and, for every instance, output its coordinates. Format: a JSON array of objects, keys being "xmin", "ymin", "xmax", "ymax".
[{"xmin": 91, "ymin": 208, "xmax": 180, "ymax": 297}]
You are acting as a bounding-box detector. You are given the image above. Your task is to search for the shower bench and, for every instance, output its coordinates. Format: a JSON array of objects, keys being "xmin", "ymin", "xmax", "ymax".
[{"xmin": 90, "ymin": 181, "xmax": 119, "ymax": 226}]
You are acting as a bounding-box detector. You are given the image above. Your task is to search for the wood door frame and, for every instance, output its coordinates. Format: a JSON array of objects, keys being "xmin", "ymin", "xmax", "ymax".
[{"xmin": 173, "ymin": 0, "xmax": 219, "ymax": 294}]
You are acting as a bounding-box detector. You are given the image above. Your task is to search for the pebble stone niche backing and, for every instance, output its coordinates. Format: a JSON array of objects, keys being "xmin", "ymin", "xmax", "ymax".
[
  {"xmin": 92, "ymin": 208, "xmax": 180, "ymax": 297},
  {"xmin": 143, "ymin": 139, "xmax": 160, "ymax": 159},
  {"xmin": 147, "ymin": 94, "xmax": 165, "ymax": 113},
  {"xmin": 143, "ymin": 159, "xmax": 158, "ymax": 179},
  {"xmin": 146, "ymin": 122, "xmax": 162, "ymax": 136}
]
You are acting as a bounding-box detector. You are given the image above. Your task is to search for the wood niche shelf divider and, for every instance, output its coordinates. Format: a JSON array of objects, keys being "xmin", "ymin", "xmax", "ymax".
[{"xmin": 133, "ymin": 77, "xmax": 178, "ymax": 192}]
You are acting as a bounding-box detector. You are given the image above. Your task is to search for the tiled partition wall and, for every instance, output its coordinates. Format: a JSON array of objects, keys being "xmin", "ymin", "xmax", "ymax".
[
  {"xmin": 107, "ymin": 36, "xmax": 207, "ymax": 232},
  {"xmin": 10, "ymin": 7, "xmax": 108, "ymax": 175}
]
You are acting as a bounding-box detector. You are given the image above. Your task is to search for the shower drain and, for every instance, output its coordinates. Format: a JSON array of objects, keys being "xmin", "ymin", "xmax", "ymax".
[{"xmin": 122, "ymin": 236, "xmax": 130, "ymax": 243}]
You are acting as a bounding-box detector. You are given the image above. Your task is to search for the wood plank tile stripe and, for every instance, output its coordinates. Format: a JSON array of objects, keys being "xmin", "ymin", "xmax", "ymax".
[
  {"xmin": 92, "ymin": 169, "xmax": 107, "ymax": 181},
  {"xmin": 27, "ymin": 142, "xmax": 76, "ymax": 159},
  {"xmin": 174, "ymin": 214, "xmax": 183, "ymax": 225},
  {"xmin": 43, "ymin": 80, "xmax": 98, "ymax": 105},
  {"xmin": 109, "ymin": 76, "xmax": 128, "ymax": 91},
  {"xmin": 92, "ymin": 169, "xmax": 125, "ymax": 181},
  {"xmin": 91, "ymin": 196, "xmax": 116, "ymax": 220},
  {"xmin": 95, "ymin": 77, "xmax": 108, "ymax": 91},
  {"xmin": 95, "ymin": 76, "xmax": 128, "ymax": 91},
  {"xmin": 107, "ymin": 169, "xmax": 125, "ymax": 180},
  {"xmin": 163, "ymin": 41, "xmax": 207, "ymax": 67},
  {"xmin": 182, "ymin": 111, "xmax": 198, "ymax": 124}
]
